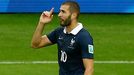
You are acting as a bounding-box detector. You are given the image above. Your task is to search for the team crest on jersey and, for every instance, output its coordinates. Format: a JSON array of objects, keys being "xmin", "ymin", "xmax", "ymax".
[
  {"xmin": 68, "ymin": 38, "xmax": 75, "ymax": 49},
  {"xmin": 70, "ymin": 38, "xmax": 75, "ymax": 46},
  {"xmin": 88, "ymin": 45, "xmax": 94, "ymax": 54}
]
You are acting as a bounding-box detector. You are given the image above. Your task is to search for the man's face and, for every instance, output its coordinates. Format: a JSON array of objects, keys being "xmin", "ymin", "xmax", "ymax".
[{"xmin": 58, "ymin": 5, "xmax": 72, "ymax": 27}]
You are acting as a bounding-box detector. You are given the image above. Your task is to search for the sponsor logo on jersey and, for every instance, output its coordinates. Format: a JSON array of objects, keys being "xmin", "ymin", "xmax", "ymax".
[{"xmin": 58, "ymin": 36, "xmax": 63, "ymax": 40}]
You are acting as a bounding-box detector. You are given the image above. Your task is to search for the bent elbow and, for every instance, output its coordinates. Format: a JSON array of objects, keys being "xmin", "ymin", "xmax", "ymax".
[{"xmin": 31, "ymin": 42, "xmax": 39, "ymax": 49}]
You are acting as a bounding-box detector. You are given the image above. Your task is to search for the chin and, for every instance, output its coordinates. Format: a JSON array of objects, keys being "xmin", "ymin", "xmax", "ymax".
[
  {"xmin": 60, "ymin": 22, "xmax": 65, "ymax": 27},
  {"xmin": 60, "ymin": 24, "xmax": 66, "ymax": 27}
]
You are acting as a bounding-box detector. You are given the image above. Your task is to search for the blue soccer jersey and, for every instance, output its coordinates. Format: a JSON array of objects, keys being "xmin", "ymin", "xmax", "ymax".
[{"xmin": 47, "ymin": 23, "xmax": 94, "ymax": 75}]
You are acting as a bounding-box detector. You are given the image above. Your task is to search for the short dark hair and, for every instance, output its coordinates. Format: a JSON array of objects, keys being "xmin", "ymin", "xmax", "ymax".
[{"xmin": 62, "ymin": 1, "xmax": 80, "ymax": 19}]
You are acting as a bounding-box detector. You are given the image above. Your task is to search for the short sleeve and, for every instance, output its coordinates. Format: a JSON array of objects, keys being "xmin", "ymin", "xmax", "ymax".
[
  {"xmin": 47, "ymin": 29, "xmax": 57, "ymax": 44},
  {"xmin": 78, "ymin": 32, "xmax": 94, "ymax": 59}
]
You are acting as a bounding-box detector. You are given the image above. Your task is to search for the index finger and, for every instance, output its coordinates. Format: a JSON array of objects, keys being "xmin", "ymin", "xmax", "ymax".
[{"xmin": 50, "ymin": 8, "xmax": 54, "ymax": 15}]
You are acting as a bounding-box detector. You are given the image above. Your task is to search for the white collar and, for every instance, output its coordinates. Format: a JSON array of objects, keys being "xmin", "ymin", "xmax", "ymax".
[{"xmin": 63, "ymin": 23, "xmax": 83, "ymax": 35}]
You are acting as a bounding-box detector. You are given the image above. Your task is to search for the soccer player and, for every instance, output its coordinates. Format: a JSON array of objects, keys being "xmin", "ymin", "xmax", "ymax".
[{"xmin": 31, "ymin": 1, "xmax": 94, "ymax": 75}]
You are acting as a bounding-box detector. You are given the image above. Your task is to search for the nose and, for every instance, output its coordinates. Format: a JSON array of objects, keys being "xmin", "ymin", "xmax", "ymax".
[{"xmin": 58, "ymin": 12, "xmax": 61, "ymax": 17}]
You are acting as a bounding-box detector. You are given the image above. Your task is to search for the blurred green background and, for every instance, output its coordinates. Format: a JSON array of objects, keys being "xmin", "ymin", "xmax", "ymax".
[{"xmin": 0, "ymin": 14, "xmax": 134, "ymax": 75}]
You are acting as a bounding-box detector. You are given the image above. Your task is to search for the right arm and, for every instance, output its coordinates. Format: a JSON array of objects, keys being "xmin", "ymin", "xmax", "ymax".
[{"xmin": 31, "ymin": 8, "xmax": 54, "ymax": 48}]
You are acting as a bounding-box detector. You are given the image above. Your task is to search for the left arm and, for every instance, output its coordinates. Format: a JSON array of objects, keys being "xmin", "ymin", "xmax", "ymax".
[
  {"xmin": 79, "ymin": 31, "xmax": 94, "ymax": 75},
  {"xmin": 83, "ymin": 59, "xmax": 94, "ymax": 75}
]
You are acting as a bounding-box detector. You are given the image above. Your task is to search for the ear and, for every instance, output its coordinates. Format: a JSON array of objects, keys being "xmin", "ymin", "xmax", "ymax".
[{"xmin": 71, "ymin": 13, "xmax": 77, "ymax": 19}]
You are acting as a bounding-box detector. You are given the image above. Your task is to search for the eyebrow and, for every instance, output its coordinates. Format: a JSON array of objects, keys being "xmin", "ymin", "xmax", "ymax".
[{"xmin": 59, "ymin": 9, "xmax": 65, "ymax": 13}]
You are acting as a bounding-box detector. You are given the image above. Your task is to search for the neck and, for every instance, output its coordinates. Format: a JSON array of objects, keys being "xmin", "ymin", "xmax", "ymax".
[{"xmin": 66, "ymin": 20, "xmax": 78, "ymax": 33}]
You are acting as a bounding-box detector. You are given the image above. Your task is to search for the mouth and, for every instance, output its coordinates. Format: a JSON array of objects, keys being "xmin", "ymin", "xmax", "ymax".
[
  {"xmin": 59, "ymin": 18, "xmax": 64, "ymax": 23},
  {"xmin": 59, "ymin": 17, "xmax": 63, "ymax": 20}
]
